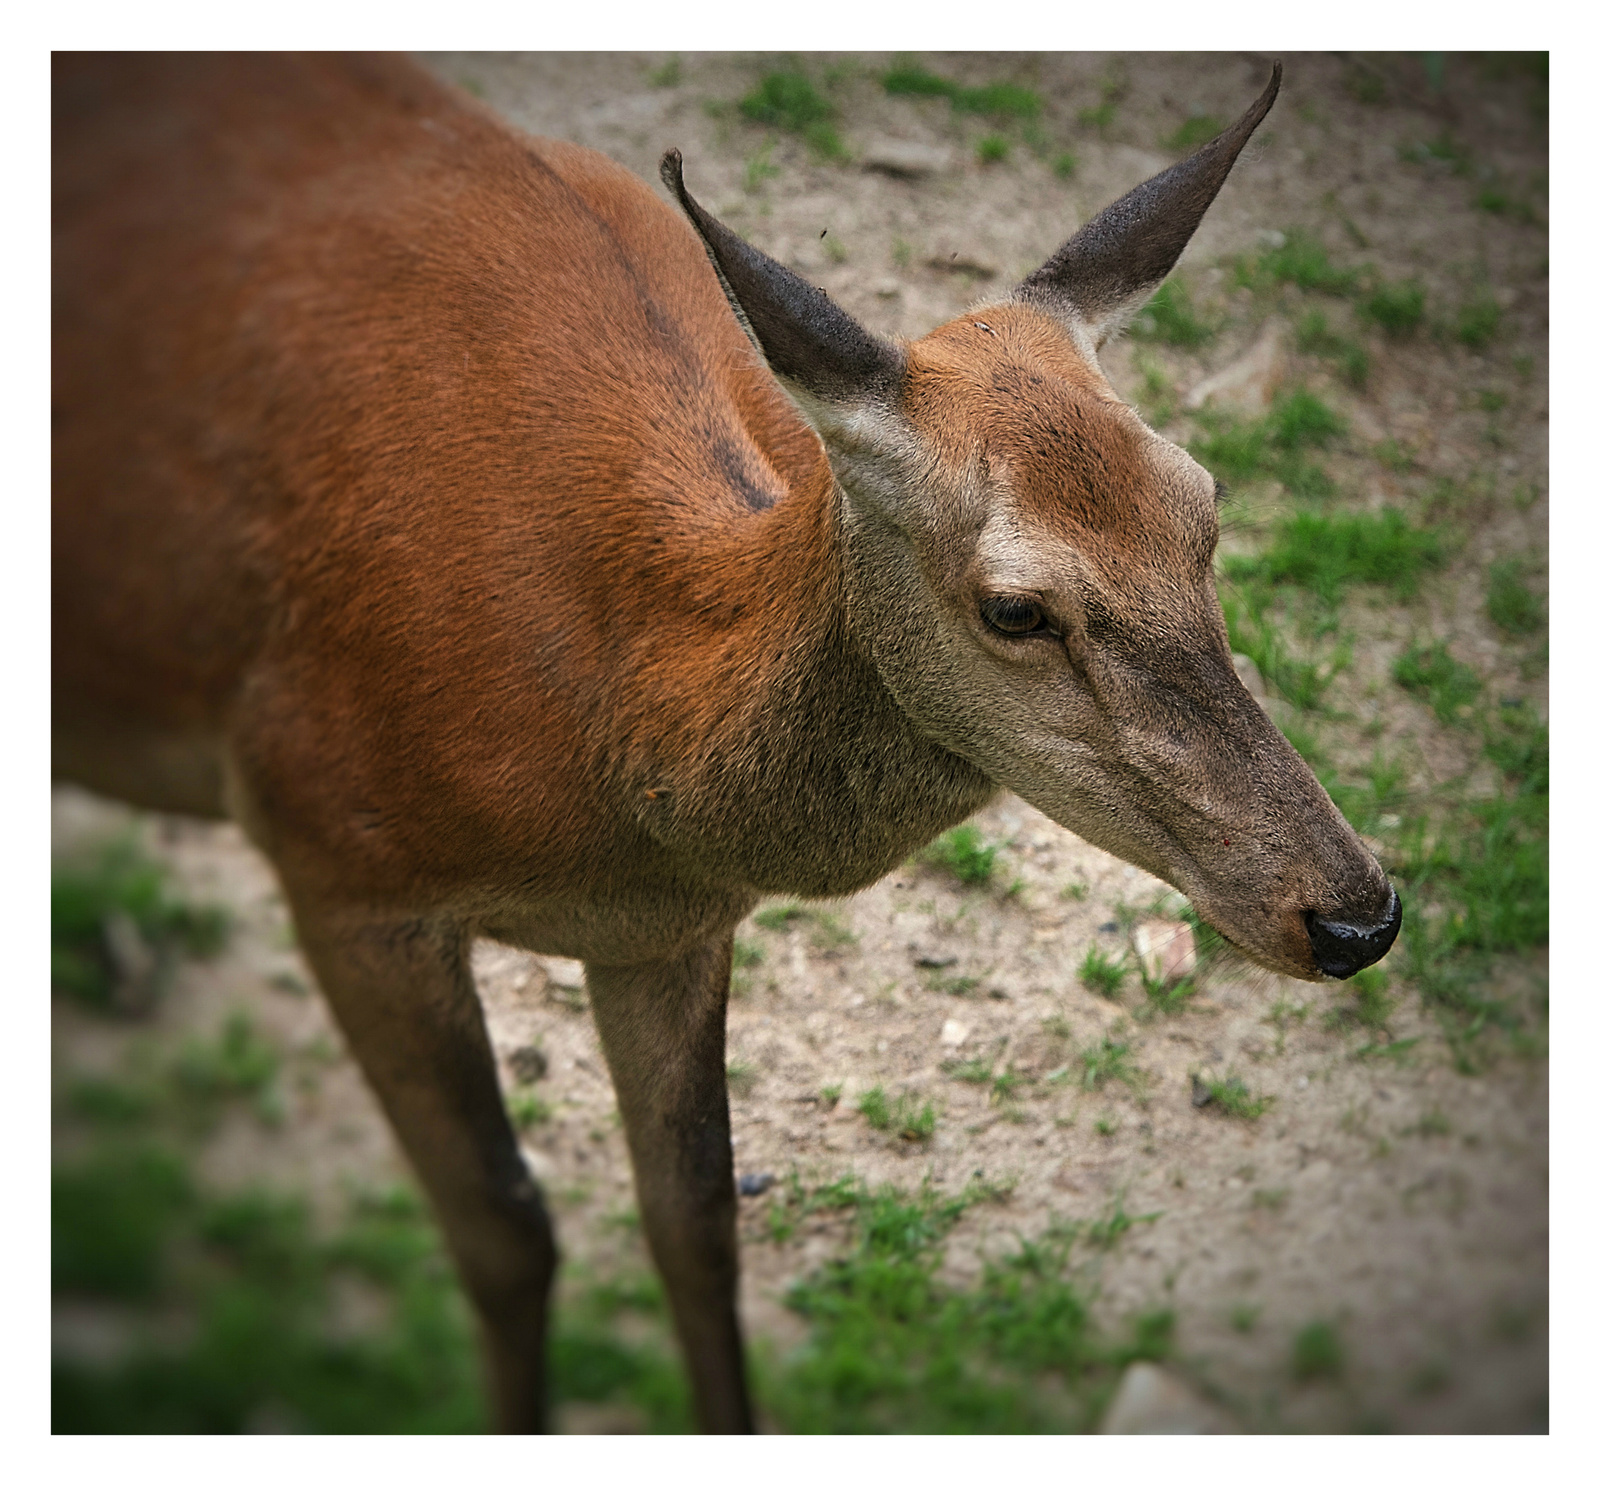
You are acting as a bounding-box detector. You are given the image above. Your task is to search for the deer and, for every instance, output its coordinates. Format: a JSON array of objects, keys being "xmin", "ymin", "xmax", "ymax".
[{"xmin": 53, "ymin": 53, "xmax": 1401, "ymax": 1432}]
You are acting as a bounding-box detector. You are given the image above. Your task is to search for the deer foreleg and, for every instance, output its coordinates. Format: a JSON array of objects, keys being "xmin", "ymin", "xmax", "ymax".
[
  {"xmin": 586, "ymin": 936, "xmax": 754, "ymax": 1433},
  {"xmin": 287, "ymin": 900, "xmax": 557, "ymax": 1433}
]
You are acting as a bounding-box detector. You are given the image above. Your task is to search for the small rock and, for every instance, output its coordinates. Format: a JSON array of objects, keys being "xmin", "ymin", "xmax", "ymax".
[
  {"xmin": 737, "ymin": 1173, "xmax": 776, "ymax": 1198},
  {"xmin": 1231, "ymin": 652, "xmax": 1269, "ymax": 705},
  {"xmin": 1184, "ymin": 321, "xmax": 1287, "ymax": 415},
  {"xmin": 1191, "ymin": 1076, "xmax": 1213, "ymax": 1108},
  {"xmin": 1257, "ymin": 228, "xmax": 1287, "ymax": 249},
  {"xmin": 543, "ymin": 957, "xmax": 585, "ymax": 991},
  {"xmin": 940, "ymin": 1018, "xmax": 971, "ymax": 1048},
  {"xmin": 1099, "ymin": 921, "xmax": 1120, "ymax": 934},
  {"xmin": 861, "ymin": 138, "xmax": 953, "ymax": 178},
  {"xmin": 542, "ymin": 957, "xmax": 587, "ymax": 1009},
  {"xmin": 917, "ymin": 954, "xmax": 958, "ymax": 969},
  {"xmin": 1099, "ymin": 1361, "xmax": 1226, "ymax": 1433},
  {"xmin": 508, "ymin": 1046, "xmax": 549, "ymax": 1084},
  {"xmin": 1133, "ymin": 919, "xmax": 1197, "ymax": 985}
]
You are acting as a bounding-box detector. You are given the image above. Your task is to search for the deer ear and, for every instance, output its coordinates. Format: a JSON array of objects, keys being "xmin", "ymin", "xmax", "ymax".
[
  {"xmin": 1016, "ymin": 63, "xmax": 1282, "ymax": 349},
  {"xmin": 660, "ymin": 150, "xmax": 903, "ymax": 410}
]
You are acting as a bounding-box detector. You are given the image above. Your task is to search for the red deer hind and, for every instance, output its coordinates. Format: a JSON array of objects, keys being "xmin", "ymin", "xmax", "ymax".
[{"xmin": 53, "ymin": 54, "xmax": 1400, "ymax": 1431}]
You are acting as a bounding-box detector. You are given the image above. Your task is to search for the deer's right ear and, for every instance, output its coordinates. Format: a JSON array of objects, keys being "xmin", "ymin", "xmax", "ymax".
[
  {"xmin": 1015, "ymin": 63, "xmax": 1281, "ymax": 349},
  {"xmin": 660, "ymin": 150, "xmax": 903, "ymax": 413}
]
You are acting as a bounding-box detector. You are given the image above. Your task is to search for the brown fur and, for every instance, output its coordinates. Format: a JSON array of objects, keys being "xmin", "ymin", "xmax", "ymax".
[{"xmin": 54, "ymin": 54, "xmax": 1394, "ymax": 1431}]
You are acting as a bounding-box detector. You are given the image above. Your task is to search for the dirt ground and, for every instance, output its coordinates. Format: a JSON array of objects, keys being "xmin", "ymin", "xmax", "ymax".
[{"xmin": 52, "ymin": 51, "xmax": 1548, "ymax": 1433}]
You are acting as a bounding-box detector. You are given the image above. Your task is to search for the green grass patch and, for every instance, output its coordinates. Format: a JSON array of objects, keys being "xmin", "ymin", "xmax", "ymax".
[
  {"xmin": 172, "ymin": 1012, "xmax": 279, "ymax": 1103},
  {"xmin": 880, "ymin": 61, "xmax": 1041, "ymax": 121},
  {"xmin": 752, "ymin": 903, "xmax": 857, "ymax": 951},
  {"xmin": 1220, "ymin": 589, "xmax": 1348, "ymax": 711},
  {"xmin": 920, "ymin": 824, "xmax": 999, "ymax": 886},
  {"xmin": 1073, "ymin": 1037, "xmax": 1139, "ymax": 1093},
  {"xmin": 648, "ymin": 56, "xmax": 682, "ymax": 89},
  {"xmin": 1195, "ymin": 1076, "xmax": 1273, "ymax": 1119},
  {"xmin": 1456, "ymin": 293, "xmax": 1501, "ymax": 348},
  {"xmin": 1486, "ymin": 558, "xmax": 1544, "ymax": 636},
  {"xmin": 1078, "ymin": 946, "xmax": 1129, "ymax": 999},
  {"xmin": 52, "ymin": 837, "xmax": 230, "ymax": 1012},
  {"xmin": 1360, "ymin": 278, "xmax": 1426, "ymax": 335},
  {"xmin": 1187, "ymin": 388, "xmax": 1346, "ymax": 491},
  {"xmin": 740, "ymin": 67, "xmax": 847, "ymax": 160},
  {"xmin": 1323, "ymin": 967, "xmax": 1394, "ymax": 1033},
  {"xmin": 857, "ymin": 1086, "xmax": 938, "ymax": 1141},
  {"xmin": 1393, "ymin": 642, "xmax": 1482, "ymax": 723},
  {"xmin": 54, "ymin": 1167, "xmax": 489, "ymax": 1433},
  {"xmin": 1129, "ymin": 278, "xmax": 1215, "ymax": 347},
  {"xmin": 1224, "ymin": 510, "xmax": 1445, "ymax": 607},
  {"xmin": 742, "ymin": 141, "xmax": 781, "ymax": 192},
  {"xmin": 760, "ymin": 1178, "xmax": 1171, "ymax": 1432},
  {"xmin": 1238, "ymin": 229, "xmax": 1361, "ymax": 296},
  {"xmin": 1290, "ymin": 1319, "xmax": 1344, "ymax": 1380},
  {"xmin": 507, "ymin": 1090, "xmax": 552, "ymax": 1129},
  {"xmin": 1296, "ymin": 311, "xmax": 1369, "ymax": 388},
  {"xmin": 976, "ymin": 134, "xmax": 1010, "ymax": 164},
  {"xmin": 1163, "ymin": 114, "xmax": 1221, "ymax": 152}
]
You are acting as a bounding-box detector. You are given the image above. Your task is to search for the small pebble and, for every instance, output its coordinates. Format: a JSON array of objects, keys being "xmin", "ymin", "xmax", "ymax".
[{"xmin": 737, "ymin": 1173, "xmax": 776, "ymax": 1198}]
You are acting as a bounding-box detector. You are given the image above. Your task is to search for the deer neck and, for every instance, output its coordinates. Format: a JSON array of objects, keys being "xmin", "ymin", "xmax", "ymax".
[{"xmin": 631, "ymin": 457, "xmax": 994, "ymax": 897}]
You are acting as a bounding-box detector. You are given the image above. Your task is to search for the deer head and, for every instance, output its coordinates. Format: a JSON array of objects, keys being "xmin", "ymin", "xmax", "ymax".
[{"xmin": 661, "ymin": 64, "xmax": 1400, "ymax": 983}]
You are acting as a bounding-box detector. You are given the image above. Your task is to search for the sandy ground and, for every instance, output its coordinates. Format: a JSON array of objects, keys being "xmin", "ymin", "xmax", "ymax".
[{"xmin": 53, "ymin": 51, "xmax": 1547, "ymax": 1432}]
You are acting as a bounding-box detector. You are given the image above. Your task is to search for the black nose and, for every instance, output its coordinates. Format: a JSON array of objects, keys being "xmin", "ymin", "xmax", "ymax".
[{"xmin": 1304, "ymin": 890, "xmax": 1402, "ymax": 979}]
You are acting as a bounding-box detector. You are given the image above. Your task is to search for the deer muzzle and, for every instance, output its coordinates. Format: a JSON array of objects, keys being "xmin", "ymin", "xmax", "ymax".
[{"xmin": 1303, "ymin": 888, "xmax": 1403, "ymax": 979}]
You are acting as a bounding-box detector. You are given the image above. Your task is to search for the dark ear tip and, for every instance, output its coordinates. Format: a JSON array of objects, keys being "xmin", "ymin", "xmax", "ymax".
[{"xmin": 659, "ymin": 148, "xmax": 685, "ymax": 193}]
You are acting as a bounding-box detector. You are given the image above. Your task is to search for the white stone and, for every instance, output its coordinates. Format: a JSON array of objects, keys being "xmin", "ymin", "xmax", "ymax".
[
  {"xmin": 1133, "ymin": 919, "xmax": 1197, "ymax": 984},
  {"xmin": 861, "ymin": 139, "xmax": 954, "ymax": 178},
  {"xmin": 940, "ymin": 1018, "xmax": 970, "ymax": 1048},
  {"xmin": 542, "ymin": 956, "xmax": 585, "ymax": 991},
  {"xmin": 1099, "ymin": 1362, "xmax": 1225, "ymax": 1433},
  {"xmin": 1231, "ymin": 652, "xmax": 1269, "ymax": 704}
]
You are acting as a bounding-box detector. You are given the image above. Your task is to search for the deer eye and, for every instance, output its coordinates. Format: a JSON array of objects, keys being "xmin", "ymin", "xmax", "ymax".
[{"xmin": 980, "ymin": 595, "xmax": 1050, "ymax": 637}]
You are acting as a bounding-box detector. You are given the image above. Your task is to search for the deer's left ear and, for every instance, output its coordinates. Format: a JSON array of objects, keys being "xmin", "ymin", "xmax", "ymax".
[
  {"xmin": 1016, "ymin": 63, "xmax": 1281, "ymax": 349},
  {"xmin": 660, "ymin": 149, "xmax": 904, "ymax": 416}
]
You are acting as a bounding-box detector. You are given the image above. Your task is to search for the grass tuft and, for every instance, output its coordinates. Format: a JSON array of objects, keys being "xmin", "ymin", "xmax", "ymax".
[
  {"xmin": 1195, "ymin": 1075, "xmax": 1273, "ymax": 1119},
  {"xmin": 1392, "ymin": 642, "xmax": 1481, "ymax": 724},
  {"xmin": 740, "ymin": 67, "xmax": 847, "ymax": 160},
  {"xmin": 1078, "ymin": 946, "xmax": 1128, "ymax": 999},
  {"xmin": 921, "ymin": 824, "xmax": 999, "ymax": 886},
  {"xmin": 881, "ymin": 61, "xmax": 1041, "ymax": 121},
  {"xmin": 856, "ymin": 1086, "xmax": 938, "ymax": 1141},
  {"xmin": 1224, "ymin": 509, "xmax": 1445, "ymax": 607},
  {"xmin": 1361, "ymin": 278, "xmax": 1426, "ymax": 335},
  {"xmin": 1238, "ymin": 229, "xmax": 1361, "ymax": 296},
  {"xmin": 763, "ymin": 1176, "xmax": 1169, "ymax": 1431},
  {"xmin": 1486, "ymin": 559, "xmax": 1543, "ymax": 636},
  {"xmin": 1290, "ymin": 1320, "xmax": 1344, "ymax": 1380}
]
